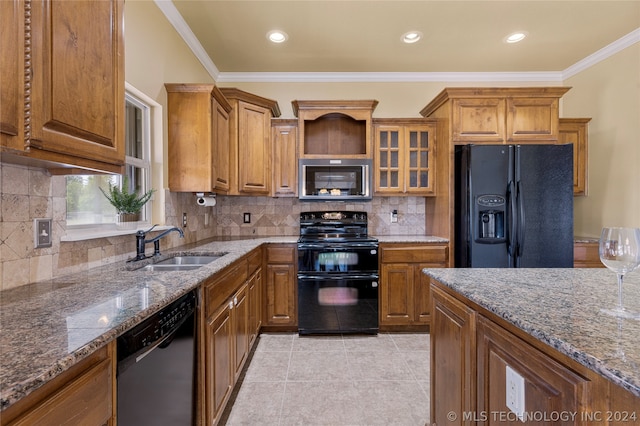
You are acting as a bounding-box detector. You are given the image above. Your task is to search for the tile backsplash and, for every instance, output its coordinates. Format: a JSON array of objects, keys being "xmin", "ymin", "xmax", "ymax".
[{"xmin": 0, "ymin": 162, "xmax": 426, "ymax": 290}]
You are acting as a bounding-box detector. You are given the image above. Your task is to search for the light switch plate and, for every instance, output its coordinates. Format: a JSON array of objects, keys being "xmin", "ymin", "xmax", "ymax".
[{"xmin": 34, "ymin": 219, "xmax": 53, "ymax": 248}]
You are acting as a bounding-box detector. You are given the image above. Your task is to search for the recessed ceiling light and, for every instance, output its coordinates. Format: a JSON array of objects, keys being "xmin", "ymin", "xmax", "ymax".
[
  {"xmin": 267, "ymin": 30, "xmax": 288, "ymax": 43},
  {"xmin": 505, "ymin": 32, "xmax": 527, "ymax": 44},
  {"xmin": 401, "ymin": 31, "xmax": 423, "ymax": 44}
]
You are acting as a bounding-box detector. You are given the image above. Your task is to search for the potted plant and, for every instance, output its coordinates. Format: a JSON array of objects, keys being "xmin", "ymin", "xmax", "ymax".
[{"xmin": 100, "ymin": 176, "xmax": 155, "ymax": 226}]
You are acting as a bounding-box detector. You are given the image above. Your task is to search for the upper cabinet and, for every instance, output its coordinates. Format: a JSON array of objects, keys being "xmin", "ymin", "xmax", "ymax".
[
  {"xmin": 292, "ymin": 100, "xmax": 378, "ymax": 159},
  {"xmin": 559, "ymin": 118, "xmax": 591, "ymax": 196},
  {"xmin": 1, "ymin": 0, "xmax": 125, "ymax": 174},
  {"xmin": 220, "ymin": 88, "xmax": 281, "ymax": 195},
  {"xmin": 374, "ymin": 118, "xmax": 436, "ymax": 195},
  {"xmin": 165, "ymin": 84, "xmax": 232, "ymax": 192},
  {"xmin": 420, "ymin": 87, "xmax": 570, "ymax": 144},
  {"xmin": 271, "ymin": 119, "xmax": 298, "ymax": 197}
]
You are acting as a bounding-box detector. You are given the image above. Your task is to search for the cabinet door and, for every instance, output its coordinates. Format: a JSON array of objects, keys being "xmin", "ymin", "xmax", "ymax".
[
  {"xmin": 29, "ymin": 0, "xmax": 124, "ymax": 167},
  {"xmin": 213, "ymin": 97, "xmax": 231, "ymax": 192},
  {"xmin": 452, "ymin": 98, "xmax": 506, "ymax": 143},
  {"xmin": 431, "ymin": 285, "xmax": 476, "ymax": 426},
  {"xmin": 506, "ymin": 97, "xmax": 559, "ymax": 143},
  {"xmin": 375, "ymin": 125, "xmax": 404, "ymax": 193},
  {"xmin": 413, "ymin": 264, "xmax": 432, "ymax": 324},
  {"xmin": 271, "ymin": 122, "xmax": 298, "ymax": 197},
  {"xmin": 265, "ymin": 264, "xmax": 297, "ymax": 327},
  {"xmin": 238, "ymin": 101, "xmax": 271, "ymax": 194},
  {"xmin": 233, "ymin": 283, "xmax": 249, "ymax": 380},
  {"xmin": 380, "ymin": 263, "xmax": 414, "ymax": 325},
  {"xmin": 205, "ymin": 302, "xmax": 234, "ymax": 426},
  {"xmin": 559, "ymin": 118, "xmax": 590, "ymax": 196},
  {"xmin": 0, "ymin": 0, "xmax": 25, "ymax": 151},
  {"xmin": 477, "ymin": 315, "xmax": 589, "ymax": 423},
  {"xmin": 248, "ymin": 269, "xmax": 263, "ymax": 346},
  {"xmin": 405, "ymin": 125, "xmax": 434, "ymax": 194}
]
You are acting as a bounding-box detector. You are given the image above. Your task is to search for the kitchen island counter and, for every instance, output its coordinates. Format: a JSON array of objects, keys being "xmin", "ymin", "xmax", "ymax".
[{"xmin": 424, "ymin": 268, "xmax": 640, "ymax": 398}]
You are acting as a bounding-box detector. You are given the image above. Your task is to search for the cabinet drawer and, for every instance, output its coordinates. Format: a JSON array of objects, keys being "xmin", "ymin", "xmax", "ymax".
[
  {"xmin": 205, "ymin": 260, "xmax": 247, "ymax": 317},
  {"xmin": 380, "ymin": 245, "xmax": 448, "ymax": 264},
  {"xmin": 266, "ymin": 245, "xmax": 296, "ymax": 263}
]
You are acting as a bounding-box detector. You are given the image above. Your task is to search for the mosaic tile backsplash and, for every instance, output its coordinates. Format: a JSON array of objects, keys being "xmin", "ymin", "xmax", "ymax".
[{"xmin": 0, "ymin": 162, "xmax": 427, "ymax": 289}]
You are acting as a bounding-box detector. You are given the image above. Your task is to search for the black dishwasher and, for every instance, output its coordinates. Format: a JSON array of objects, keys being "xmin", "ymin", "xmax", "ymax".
[{"xmin": 117, "ymin": 290, "xmax": 197, "ymax": 426}]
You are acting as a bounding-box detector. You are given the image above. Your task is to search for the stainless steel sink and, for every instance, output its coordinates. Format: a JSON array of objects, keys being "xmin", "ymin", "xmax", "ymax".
[{"xmin": 137, "ymin": 253, "xmax": 227, "ymax": 272}]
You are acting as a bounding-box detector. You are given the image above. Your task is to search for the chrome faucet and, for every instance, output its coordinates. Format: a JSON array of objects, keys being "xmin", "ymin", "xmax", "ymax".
[{"xmin": 134, "ymin": 225, "xmax": 184, "ymax": 261}]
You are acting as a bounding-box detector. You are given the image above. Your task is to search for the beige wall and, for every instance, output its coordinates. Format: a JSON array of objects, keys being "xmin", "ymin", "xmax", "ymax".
[{"xmin": 563, "ymin": 43, "xmax": 640, "ymax": 237}]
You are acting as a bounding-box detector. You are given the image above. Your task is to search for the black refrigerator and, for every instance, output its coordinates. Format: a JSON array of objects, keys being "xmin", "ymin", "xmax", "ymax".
[{"xmin": 454, "ymin": 144, "xmax": 574, "ymax": 268}]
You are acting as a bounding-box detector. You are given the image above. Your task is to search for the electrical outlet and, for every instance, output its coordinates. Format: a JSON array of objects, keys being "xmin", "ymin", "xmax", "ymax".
[
  {"xmin": 243, "ymin": 213, "xmax": 251, "ymax": 224},
  {"xmin": 390, "ymin": 210, "xmax": 398, "ymax": 223},
  {"xmin": 34, "ymin": 219, "xmax": 52, "ymax": 248},
  {"xmin": 182, "ymin": 212, "xmax": 188, "ymax": 227},
  {"xmin": 506, "ymin": 365, "xmax": 525, "ymax": 421}
]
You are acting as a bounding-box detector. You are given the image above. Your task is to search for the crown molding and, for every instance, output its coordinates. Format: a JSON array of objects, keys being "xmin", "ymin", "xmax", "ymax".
[
  {"xmin": 154, "ymin": 0, "xmax": 220, "ymax": 80},
  {"xmin": 562, "ymin": 27, "xmax": 640, "ymax": 80},
  {"xmin": 157, "ymin": 2, "xmax": 638, "ymax": 84}
]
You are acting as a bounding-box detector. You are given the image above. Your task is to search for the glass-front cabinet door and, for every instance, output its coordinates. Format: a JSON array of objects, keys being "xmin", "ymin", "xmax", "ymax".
[{"xmin": 374, "ymin": 120, "xmax": 435, "ymax": 195}]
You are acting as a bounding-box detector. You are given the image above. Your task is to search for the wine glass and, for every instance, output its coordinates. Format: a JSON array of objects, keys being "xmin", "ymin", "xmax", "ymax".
[{"xmin": 599, "ymin": 227, "xmax": 640, "ymax": 319}]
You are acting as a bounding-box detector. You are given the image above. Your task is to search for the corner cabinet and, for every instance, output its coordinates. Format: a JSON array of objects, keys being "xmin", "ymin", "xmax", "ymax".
[
  {"xmin": 219, "ymin": 88, "xmax": 281, "ymax": 195},
  {"xmin": 379, "ymin": 243, "xmax": 448, "ymax": 330},
  {"xmin": 559, "ymin": 118, "xmax": 591, "ymax": 196},
  {"xmin": 165, "ymin": 84, "xmax": 232, "ymax": 192},
  {"xmin": 271, "ymin": 119, "xmax": 298, "ymax": 197},
  {"xmin": 1, "ymin": 0, "xmax": 125, "ymax": 174},
  {"xmin": 292, "ymin": 100, "xmax": 378, "ymax": 158},
  {"xmin": 373, "ymin": 119, "xmax": 437, "ymax": 195}
]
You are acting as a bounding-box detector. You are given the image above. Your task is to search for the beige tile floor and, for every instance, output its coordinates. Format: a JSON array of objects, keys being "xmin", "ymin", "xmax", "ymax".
[{"xmin": 221, "ymin": 333, "xmax": 431, "ymax": 426}]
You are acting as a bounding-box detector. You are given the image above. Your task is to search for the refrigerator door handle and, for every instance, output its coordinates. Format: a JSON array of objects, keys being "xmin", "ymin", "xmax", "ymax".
[
  {"xmin": 508, "ymin": 180, "xmax": 517, "ymax": 260},
  {"xmin": 516, "ymin": 180, "xmax": 526, "ymax": 260}
]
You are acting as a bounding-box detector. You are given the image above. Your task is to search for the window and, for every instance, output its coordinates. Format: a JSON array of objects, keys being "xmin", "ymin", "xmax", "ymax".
[{"xmin": 66, "ymin": 90, "xmax": 152, "ymax": 227}]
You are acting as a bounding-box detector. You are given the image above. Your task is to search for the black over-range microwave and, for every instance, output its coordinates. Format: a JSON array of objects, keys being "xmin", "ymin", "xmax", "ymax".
[{"xmin": 298, "ymin": 158, "xmax": 372, "ymax": 201}]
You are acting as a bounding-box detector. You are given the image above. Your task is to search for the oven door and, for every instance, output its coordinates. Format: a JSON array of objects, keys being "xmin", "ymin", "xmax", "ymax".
[
  {"xmin": 297, "ymin": 274, "xmax": 379, "ymax": 334},
  {"xmin": 298, "ymin": 242, "xmax": 378, "ymax": 274}
]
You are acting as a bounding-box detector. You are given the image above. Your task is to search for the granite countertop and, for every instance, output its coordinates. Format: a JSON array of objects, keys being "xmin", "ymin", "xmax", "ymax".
[
  {"xmin": 0, "ymin": 236, "xmax": 296, "ymax": 411},
  {"xmin": 423, "ymin": 268, "xmax": 640, "ymax": 398},
  {"xmin": 374, "ymin": 235, "xmax": 449, "ymax": 243}
]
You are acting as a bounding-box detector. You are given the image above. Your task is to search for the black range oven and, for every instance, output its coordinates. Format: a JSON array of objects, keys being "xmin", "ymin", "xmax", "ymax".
[{"xmin": 297, "ymin": 211, "xmax": 379, "ymax": 335}]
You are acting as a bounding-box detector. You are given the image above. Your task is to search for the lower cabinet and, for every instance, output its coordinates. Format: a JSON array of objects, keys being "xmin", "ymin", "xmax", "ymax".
[
  {"xmin": 379, "ymin": 243, "xmax": 448, "ymax": 329},
  {"xmin": 574, "ymin": 241, "xmax": 603, "ymax": 268},
  {"xmin": 2, "ymin": 342, "xmax": 116, "ymax": 426},
  {"xmin": 202, "ymin": 248, "xmax": 263, "ymax": 426},
  {"xmin": 264, "ymin": 244, "xmax": 297, "ymax": 330}
]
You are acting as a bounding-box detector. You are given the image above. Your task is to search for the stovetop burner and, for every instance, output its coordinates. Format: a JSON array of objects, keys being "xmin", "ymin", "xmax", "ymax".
[{"xmin": 299, "ymin": 211, "xmax": 375, "ymax": 243}]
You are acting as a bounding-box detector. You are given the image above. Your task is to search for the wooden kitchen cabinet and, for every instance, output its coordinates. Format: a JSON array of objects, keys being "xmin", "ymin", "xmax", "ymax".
[
  {"xmin": 263, "ymin": 244, "xmax": 298, "ymax": 330},
  {"xmin": 220, "ymin": 88, "xmax": 281, "ymax": 195},
  {"xmin": 271, "ymin": 119, "xmax": 298, "ymax": 197},
  {"xmin": 559, "ymin": 118, "xmax": 591, "ymax": 196},
  {"xmin": 0, "ymin": 0, "xmax": 25, "ymax": 152},
  {"xmin": 476, "ymin": 315, "xmax": 590, "ymax": 423},
  {"xmin": 1, "ymin": 342, "xmax": 116, "ymax": 426},
  {"xmin": 1, "ymin": 0, "xmax": 125, "ymax": 174},
  {"xmin": 292, "ymin": 100, "xmax": 378, "ymax": 158},
  {"xmin": 165, "ymin": 84, "xmax": 232, "ymax": 192},
  {"xmin": 202, "ymin": 252, "xmax": 261, "ymax": 426},
  {"xmin": 574, "ymin": 240, "xmax": 603, "ymax": 268},
  {"xmin": 379, "ymin": 243, "xmax": 448, "ymax": 329},
  {"xmin": 431, "ymin": 284, "xmax": 477, "ymax": 426},
  {"xmin": 374, "ymin": 119, "xmax": 437, "ymax": 195},
  {"xmin": 421, "ymin": 87, "xmax": 570, "ymax": 145}
]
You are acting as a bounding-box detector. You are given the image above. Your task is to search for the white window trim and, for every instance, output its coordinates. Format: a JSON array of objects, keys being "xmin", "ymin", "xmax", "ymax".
[{"xmin": 62, "ymin": 83, "xmax": 165, "ymax": 242}]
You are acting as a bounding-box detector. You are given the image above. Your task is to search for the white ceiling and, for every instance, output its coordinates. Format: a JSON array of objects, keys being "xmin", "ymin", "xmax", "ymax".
[{"xmin": 162, "ymin": 0, "xmax": 640, "ymax": 82}]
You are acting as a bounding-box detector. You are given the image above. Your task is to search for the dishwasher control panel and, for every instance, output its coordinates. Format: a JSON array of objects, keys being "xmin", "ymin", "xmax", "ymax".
[{"xmin": 117, "ymin": 290, "xmax": 197, "ymax": 362}]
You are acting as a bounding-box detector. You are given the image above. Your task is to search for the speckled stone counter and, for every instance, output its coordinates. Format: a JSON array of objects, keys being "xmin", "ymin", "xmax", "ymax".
[
  {"xmin": 0, "ymin": 236, "xmax": 297, "ymax": 411},
  {"xmin": 374, "ymin": 235, "xmax": 449, "ymax": 243},
  {"xmin": 423, "ymin": 268, "xmax": 640, "ymax": 398}
]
